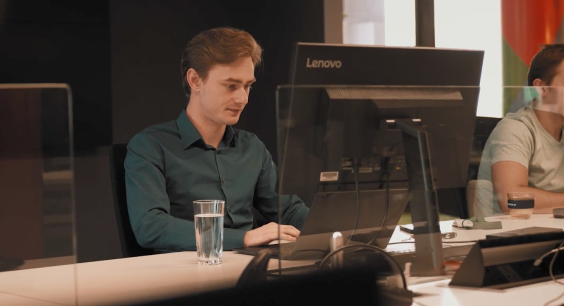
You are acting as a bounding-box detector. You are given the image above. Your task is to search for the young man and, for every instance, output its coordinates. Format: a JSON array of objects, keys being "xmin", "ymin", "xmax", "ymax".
[
  {"xmin": 475, "ymin": 44, "xmax": 564, "ymax": 216},
  {"xmin": 125, "ymin": 27, "xmax": 308, "ymax": 252}
]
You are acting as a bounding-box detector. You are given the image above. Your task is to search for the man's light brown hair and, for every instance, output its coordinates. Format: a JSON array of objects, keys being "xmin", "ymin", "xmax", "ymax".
[{"xmin": 181, "ymin": 27, "xmax": 262, "ymax": 98}]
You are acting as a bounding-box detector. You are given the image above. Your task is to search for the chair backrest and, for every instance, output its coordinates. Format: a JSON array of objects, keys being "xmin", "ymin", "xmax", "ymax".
[
  {"xmin": 109, "ymin": 143, "xmax": 153, "ymax": 258},
  {"xmin": 467, "ymin": 116, "xmax": 502, "ymax": 181},
  {"xmin": 465, "ymin": 116, "xmax": 502, "ymax": 217},
  {"xmin": 466, "ymin": 179, "xmax": 495, "ymax": 217}
]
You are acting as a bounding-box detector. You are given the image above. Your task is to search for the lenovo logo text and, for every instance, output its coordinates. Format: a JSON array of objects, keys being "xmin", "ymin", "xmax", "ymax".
[{"xmin": 306, "ymin": 58, "xmax": 342, "ymax": 68}]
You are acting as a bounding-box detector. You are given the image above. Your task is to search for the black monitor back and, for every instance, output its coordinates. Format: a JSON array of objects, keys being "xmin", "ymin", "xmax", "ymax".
[
  {"xmin": 278, "ymin": 43, "xmax": 484, "ymax": 218},
  {"xmin": 280, "ymin": 43, "xmax": 484, "ymax": 166},
  {"xmin": 278, "ymin": 87, "xmax": 478, "ymax": 208},
  {"xmin": 290, "ymin": 43, "xmax": 484, "ymax": 86}
]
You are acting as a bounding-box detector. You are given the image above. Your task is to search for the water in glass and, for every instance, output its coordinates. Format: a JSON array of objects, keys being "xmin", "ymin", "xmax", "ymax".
[{"xmin": 195, "ymin": 213, "xmax": 223, "ymax": 265}]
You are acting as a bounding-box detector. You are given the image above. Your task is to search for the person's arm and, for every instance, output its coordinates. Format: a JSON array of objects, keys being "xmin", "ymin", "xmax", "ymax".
[
  {"xmin": 487, "ymin": 119, "xmax": 564, "ymax": 214},
  {"xmin": 491, "ymin": 161, "xmax": 564, "ymax": 213},
  {"xmin": 125, "ymin": 134, "xmax": 246, "ymax": 251},
  {"xmin": 242, "ymin": 138, "xmax": 309, "ymax": 246}
]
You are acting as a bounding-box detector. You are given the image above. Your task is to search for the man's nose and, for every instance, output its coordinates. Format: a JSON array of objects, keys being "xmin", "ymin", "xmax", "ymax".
[{"xmin": 234, "ymin": 89, "xmax": 248, "ymax": 105}]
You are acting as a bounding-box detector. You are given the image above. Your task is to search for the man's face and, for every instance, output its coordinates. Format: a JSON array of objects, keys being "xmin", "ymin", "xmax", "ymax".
[
  {"xmin": 539, "ymin": 61, "xmax": 564, "ymax": 117},
  {"xmin": 198, "ymin": 56, "xmax": 255, "ymax": 126}
]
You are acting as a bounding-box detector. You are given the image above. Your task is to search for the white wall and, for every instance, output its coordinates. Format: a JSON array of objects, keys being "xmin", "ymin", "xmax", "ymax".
[
  {"xmin": 343, "ymin": 0, "xmax": 503, "ymax": 118},
  {"xmin": 383, "ymin": 0, "xmax": 415, "ymax": 47},
  {"xmin": 343, "ymin": 0, "xmax": 385, "ymax": 45},
  {"xmin": 434, "ymin": 0, "xmax": 502, "ymax": 118}
]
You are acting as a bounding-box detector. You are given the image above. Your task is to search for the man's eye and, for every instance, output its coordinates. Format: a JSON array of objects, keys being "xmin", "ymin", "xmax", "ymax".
[
  {"xmin": 225, "ymin": 84, "xmax": 235, "ymax": 89},
  {"xmin": 245, "ymin": 85, "xmax": 253, "ymax": 90}
]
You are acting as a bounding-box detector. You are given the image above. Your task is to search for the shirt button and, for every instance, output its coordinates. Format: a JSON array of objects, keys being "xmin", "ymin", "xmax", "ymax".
[{"xmin": 222, "ymin": 179, "xmax": 225, "ymax": 184}]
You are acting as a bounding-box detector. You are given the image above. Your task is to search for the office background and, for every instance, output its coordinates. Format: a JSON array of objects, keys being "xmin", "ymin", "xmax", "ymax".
[{"xmin": 1, "ymin": 0, "xmax": 562, "ymax": 263}]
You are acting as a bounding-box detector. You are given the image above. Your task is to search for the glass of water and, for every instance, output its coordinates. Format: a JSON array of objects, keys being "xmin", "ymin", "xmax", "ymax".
[{"xmin": 193, "ymin": 200, "xmax": 224, "ymax": 265}]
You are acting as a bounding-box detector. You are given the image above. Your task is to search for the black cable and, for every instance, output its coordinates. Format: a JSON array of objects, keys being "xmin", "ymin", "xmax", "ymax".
[
  {"xmin": 345, "ymin": 158, "xmax": 361, "ymax": 245},
  {"xmin": 377, "ymin": 156, "xmax": 390, "ymax": 189},
  {"xmin": 367, "ymin": 157, "xmax": 390, "ymax": 246},
  {"xmin": 318, "ymin": 244, "xmax": 407, "ymax": 290}
]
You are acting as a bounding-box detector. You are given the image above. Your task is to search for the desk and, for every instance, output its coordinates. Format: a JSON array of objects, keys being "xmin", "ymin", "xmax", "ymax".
[
  {"xmin": 1, "ymin": 214, "xmax": 563, "ymax": 306},
  {"xmin": 409, "ymin": 214, "xmax": 564, "ymax": 306},
  {"xmin": 0, "ymin": 251, "xmax": 314, "ymax": 306}
]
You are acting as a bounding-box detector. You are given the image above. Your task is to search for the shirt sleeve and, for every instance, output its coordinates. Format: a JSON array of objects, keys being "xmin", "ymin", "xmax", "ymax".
[
  {"xmin": 486, "ymin": 119, "xmax": 534, "ymax": 169},
  {"xmin": 125, "ymin": 134, "xmax": 246, "ymax": 251},
  {"xmin": 252, "ymin": 139, "xmax": 309, "ymax": 230}
]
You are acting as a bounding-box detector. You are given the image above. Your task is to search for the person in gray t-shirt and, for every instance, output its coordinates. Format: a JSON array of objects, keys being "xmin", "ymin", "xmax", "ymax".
[{"xmin": 475, "ymin": 44, "xmax": 564, "ymax": 216}]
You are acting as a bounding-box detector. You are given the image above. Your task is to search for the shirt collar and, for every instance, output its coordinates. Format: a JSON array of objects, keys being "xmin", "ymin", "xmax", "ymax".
[
  {"xmin": 223, "ymin": 125, "xmax": 236, "ymax": 148},
  {"xmin": 176, "ymin": 110, "xmax": 236, "ymax": 149}
]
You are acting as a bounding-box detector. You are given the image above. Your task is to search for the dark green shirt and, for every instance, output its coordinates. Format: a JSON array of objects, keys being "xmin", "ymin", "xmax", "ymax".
[{"xmin": 125, "ymin": 110, "xmax": 308, "ymax": 251}]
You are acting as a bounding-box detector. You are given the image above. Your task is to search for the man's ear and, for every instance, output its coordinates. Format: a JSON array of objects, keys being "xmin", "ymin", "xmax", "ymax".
[
  {"xmin": 533, "ymin": 78, "xmax": 547, "ymax": 100},
  {"xmin": 186, "ymin": 68, "xmax": 202, "ymax": 93},
  {"xmin": 532, "ymin": 78, "xmax": 545, "ymax": 87}
]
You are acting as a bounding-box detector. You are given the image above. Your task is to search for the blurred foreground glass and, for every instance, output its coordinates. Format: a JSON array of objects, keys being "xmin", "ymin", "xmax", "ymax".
[
  {"xmin": 0, "ymin": 84, "xmax": 76, "ymax": 305},
  {"xmin": 508, "ymin": 192, "xmax": 534, "ymax": 220},
  {"xmin": 193, "ymin": 200, "xmax": 224, "ymax": 265}
]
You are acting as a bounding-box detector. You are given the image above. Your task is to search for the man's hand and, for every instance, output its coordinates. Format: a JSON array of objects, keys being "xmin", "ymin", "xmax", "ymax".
[{"xmin": 243, "ymin": 222, "xmax": 300, "ymax": 247}]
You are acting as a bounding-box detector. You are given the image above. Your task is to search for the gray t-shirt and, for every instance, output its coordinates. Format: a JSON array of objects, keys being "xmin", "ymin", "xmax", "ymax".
[{"xmin": 475, "ymin": 107, "xmax": 564, "ymax": 216}]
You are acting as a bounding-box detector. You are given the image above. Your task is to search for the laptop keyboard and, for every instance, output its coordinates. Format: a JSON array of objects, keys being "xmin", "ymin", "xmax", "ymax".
[{"xmin": 267, "ymin": 243, "xmax": 296, "ymax": 257}]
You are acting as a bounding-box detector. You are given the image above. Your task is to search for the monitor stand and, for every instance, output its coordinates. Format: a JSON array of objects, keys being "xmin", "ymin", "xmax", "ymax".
[{"xmin": 395, "ymin": 119, "xmax": 445, "ymax": 277}]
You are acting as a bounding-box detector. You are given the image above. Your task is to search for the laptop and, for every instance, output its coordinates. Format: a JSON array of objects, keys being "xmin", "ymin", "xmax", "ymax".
[{"xmin": 234, "ymin": 188, "xmax": 409, "ymax": 260}]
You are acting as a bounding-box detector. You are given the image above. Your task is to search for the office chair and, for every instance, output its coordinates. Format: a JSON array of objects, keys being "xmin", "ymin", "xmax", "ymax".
[
  {"xmin": 467, "ymin": 116, "xmax": 502, "ymax": 181},
  {"xmin": 465, "ymin": 116, "xmax": 502, "ymax": 217},
  {"xmin": 109, "ymin": 143, "xmax": 154, "ymax": 258}
]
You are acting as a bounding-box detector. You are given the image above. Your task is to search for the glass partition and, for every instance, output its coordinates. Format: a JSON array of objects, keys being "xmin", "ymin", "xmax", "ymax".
[
  {"xmin": 472, "ymin": 86, "xmax": 563, "ymax": 218},
  {"xmin": 275, "ymin": 84, "xmax": 480, "ymax": 279},
  {"xmin": 273, "ymin": 83, "xmax": 564, "ymax": 288},
  {"xmin": 0, "ymin": 84, "xmax": 76, "ymax": 305}
]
